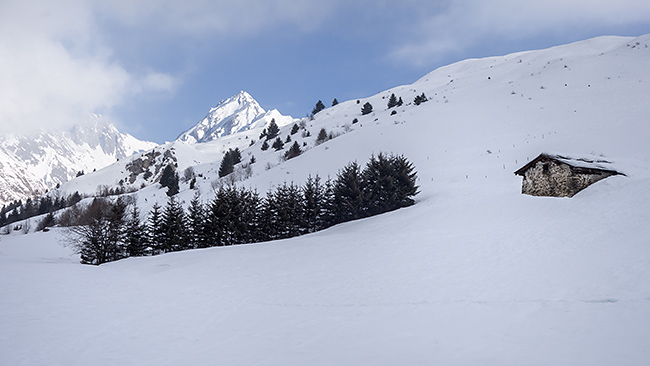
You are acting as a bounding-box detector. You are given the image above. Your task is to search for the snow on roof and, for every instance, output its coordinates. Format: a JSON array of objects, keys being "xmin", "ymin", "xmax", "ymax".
[{"xmin": 514, "ymin": 152, "xmax": 624, "ymax": 176}]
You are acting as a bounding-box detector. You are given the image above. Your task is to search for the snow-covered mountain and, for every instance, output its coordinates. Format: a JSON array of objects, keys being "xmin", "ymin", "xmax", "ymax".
[
  {"xmin": 3, "ymin": 34, "xmax": 650, "ymax": 366},
  {"xmin": 0, "ymin": 115, "xmax": 157, "ymax": 206},
  {"xmin": 176, "ymin": 91, "xmax": 296, "ymax": 144}
]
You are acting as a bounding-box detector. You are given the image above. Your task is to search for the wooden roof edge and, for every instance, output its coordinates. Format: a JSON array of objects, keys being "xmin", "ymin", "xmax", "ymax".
[{"xmin": 513, "ymin": 153, "xmax": 551, "ymax": 176}]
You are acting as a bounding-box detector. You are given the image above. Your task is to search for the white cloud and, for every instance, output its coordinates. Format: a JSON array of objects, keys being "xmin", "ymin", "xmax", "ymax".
[
  {"xmin": 0, "ymin": 0, "xmax": 180, "ymax": 134},
  {"xmin": 0, "ymin": 0, "xmax": 342, "ymax": 134},
  {"xmin": 388, "ymin": 0, "xmax": 650, "ymax": 65}
]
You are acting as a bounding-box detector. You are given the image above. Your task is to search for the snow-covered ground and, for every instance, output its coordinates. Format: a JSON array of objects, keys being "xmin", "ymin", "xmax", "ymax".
[{"xmin": 1, "ymin": 34, "xmax": 650, "ymax": 365}]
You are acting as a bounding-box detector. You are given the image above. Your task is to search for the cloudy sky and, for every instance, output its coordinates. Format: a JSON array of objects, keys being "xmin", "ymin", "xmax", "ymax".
[{"xmin": 2, "ymin": 0, "xmax": 650, "ymax": 143}]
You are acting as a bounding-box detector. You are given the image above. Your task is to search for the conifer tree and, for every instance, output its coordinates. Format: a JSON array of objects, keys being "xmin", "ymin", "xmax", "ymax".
[
  {"xmin": 261, "ymin": 140, "xmax": 269, "ymax": 151},
  {"xmin": 332, "ymin": 98, "xmax": 339, "ymax": 106},
  {"xmin": 360, "ymin": 153, "xmax": 395, "ymax": 216},
  {"xmin": 160, "ymin": 164, "xmax": 179, "ymax": 196},
  {"xmin": 219, "ymin": 148, "xmax": 242, "ymax": 178},
  {"xmin": 290, "ymin": 123, "xmax": 300, "ymax": 135},
  {"xmin": 147, "ymin": 202, "xmax": 164, "ymax": 255},
  {"xmin": 387, "ymin": 93, "xmax": 398, "ymax": 109},
  {"xmin": 303, "ymin": 175, "xmax": 327, "ymax": 233},
  {"xmin": 361, "ymin": 102, "xmax": 373, "ymax": 115},
  {"xmin": 414, "ymin": 92, "xmax": 428, "ymax": 106},
  {"xmin": 266, "ymin": 119, "xmax": 280, "ymax": 140},
  {"xmin": 106, "ymin": 197, "xmax": 128, "ymax": 260},
  {"xmin": 124, "ymin": 205, "xmax": 147, "ymax": 257},
  {"xmin": 207, "ymin": 189, "xmax": 230, "ymax": 246},
  {"xmin": 272, "ymin": 137, "xmax": 284, "ymax": 150},
  {"xmin": 265, "ymin": 182, "xmax": 305, "ymax": 239},
  {"xmin": 36, "ymin": 212, "xmax": 56, "ymax": 231},
  {"xmin": 361, "ymin": 153, "xmax": 419, "ymax": 216},
  {"xmin": 237, "ymin": 188, "xmax": 263, "ymax": 244},
  {"xmin": 312, "ymin": 100, "xmax": 325, "ymax": 116},
  {"xmin": 316, "ymin": 128, "xmax": 328, "ymax": 145},
  {"xmin": 187, "ymin": 193, "xmax": 208, "ymax": 249},
  {"xmin": 387, "ymin": 153, "xmax": 420, "ymax": 208},
  {"xmin": 161, "ymin": 196, "xmax": 187, "ymax": 252},
  {"xmin": 332, "ymin": 161, "xmax": 364, "ymax": 223},
  {"xmin": 0, "ymin": 206, "xmax": 7, "ymax": 228},
  {"xmin": 284, "ymin": 141, "xmax": 302, "ymax": 160}
]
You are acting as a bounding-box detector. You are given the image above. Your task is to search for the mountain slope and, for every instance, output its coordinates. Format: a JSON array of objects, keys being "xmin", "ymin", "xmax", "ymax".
[
  {"xmin": 2, "ymin": 34, "xmax": 650, "ymax": 366},
  {"xmin": 176, "ymin": 91, "xmax": 296, "ymax": 144},
  {"xmin": 0, "ymin": 116, "xmax": 157, "ymax": 206}
]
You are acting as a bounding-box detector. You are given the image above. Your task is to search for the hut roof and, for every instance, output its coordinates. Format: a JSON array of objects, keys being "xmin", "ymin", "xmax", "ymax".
[{"xmin": 514, "ymin": 153, "xmax": 624, "ymax": 176}]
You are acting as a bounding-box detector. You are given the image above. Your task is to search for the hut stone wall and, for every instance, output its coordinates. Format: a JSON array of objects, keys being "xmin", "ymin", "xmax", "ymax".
[{"xmin": 521, "ymin": 159, "xmax": 616, "ymax": 197}]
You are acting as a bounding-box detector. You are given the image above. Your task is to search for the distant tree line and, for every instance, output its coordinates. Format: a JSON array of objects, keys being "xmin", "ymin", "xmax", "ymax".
[
  {"xmin": 65, "ymin": 153, "xmax": 419, "ymax": 265},
  {"xmin": 0, "ymin": 191, "xmax": 84, "ymax": 230}
]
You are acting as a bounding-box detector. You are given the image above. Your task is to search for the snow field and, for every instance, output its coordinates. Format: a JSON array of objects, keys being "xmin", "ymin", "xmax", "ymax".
[{"xmin": 2, "ymin": 34, "xmax": 650, "ymax": 365}]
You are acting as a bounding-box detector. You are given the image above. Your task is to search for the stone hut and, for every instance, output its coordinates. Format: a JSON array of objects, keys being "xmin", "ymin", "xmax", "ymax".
[{"xmin": 514, "ymin": 153, "xmax": 623, "ymax": 197}]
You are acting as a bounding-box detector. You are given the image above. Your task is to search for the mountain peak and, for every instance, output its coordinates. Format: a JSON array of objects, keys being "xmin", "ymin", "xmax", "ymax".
[
  {"xmin": 177, "ymin": 91, "xmax": 295, "ymax": 144},
  {"xmin": 0, "ymin": 117, "xmax": 157, "ymax": 206}
]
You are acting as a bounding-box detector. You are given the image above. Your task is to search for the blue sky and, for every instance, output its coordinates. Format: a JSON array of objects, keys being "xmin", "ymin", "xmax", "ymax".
[{"xmin": 2, "ymin": 0, "xmax": 650, "ymax": 143}]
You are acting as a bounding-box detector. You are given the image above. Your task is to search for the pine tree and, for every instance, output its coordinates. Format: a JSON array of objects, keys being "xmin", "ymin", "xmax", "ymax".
[
  {"xmin": 207, "ymin": 189, "xmax": 229, "ymax": 246},
  {"xmin": 361, "ymin": 102, "xmax": 373, "ymax": 115},
  {"xmin": 240, "ymin": 189, "xmax": 262, "ymax": 243},
  {"xmin": 414, "ymin": 92, "xmax": 428, "ymax": 106},
  {"xmin": 322, "ymin": 178, "xmax": 337, "ymax": 228},
  {"xmin": 361, "ymin": 153, "xmax": 419, "ymax": 216},
  {"xmin": 316, "ymin": 128, "xmax": 328, "ymax": 145},
  {"xmin": 0, "ymin": 206, "xmax": 7, "ymax": 228},
  {"xmin": 332, "ymin": 98, "xmax": 339, "ymax": 106},
  {"xmin": 266, "ymin": 119, "xmax": 280, "ymax": 140},
  {"xmin": 397, "ymin": 97, "xmax": 403, "ymax": 107},
  {"xmin": 387, "ymin": 154, "xmax": 420, "ymax": 208},
  {"xmin": 161, "ymin": 196, "xmax": 187, "ymax": 252},
  {"xmin": 360, "ymin": 153, "xmax": 395, "ymax": 216},
  {"xmin": 284, "ymin": 141, "xmax": 302, "ymax": 160},
  {"xmin": 303, "ymin": 175, "xmax": 327, "ymax": 232},
  {"xmin": 37, "ymin": 196, "xmax": 53, "ymax": 215},
  {"xmin": 332, "ymin": 161, "xmax": 364, "ymax": 223},
  {"xmin": 312, "ymin": 100, "xmax": 326, "ymax": 116},
  {"xmin": 160, "ymin": 164, "xmax": 179, "ymax": 196},
  {"xmin": 290, "ymin": 123, "xmax": 300, "ymax": 135},
  {"xmin": 106, "ymin": 197, "xmax": 128, "ymax": 260},
  {"xmin": 147, "ymin": 202, "xmax": 164, "ymax": 255},
  {"xmin": 36, "ymin": 212, "xmax": 56, "ymax": 231},
  {"xmin": 124, "ymin": 205, "xmax": 147, "ymax": 257},
  {"xmin": 219, "ymin": 148, "xmax": 242, "ymax": 178},
  {"xmin": 272, "ymin": 137, "xmax": 284, "ymax": 151},
  {"xmin": 261, "ymin": 140, "xmax": 269, "ymax": 151},
  {"xmin": 265, "ymin": 182, "xmax": 305, "ymax": 239},
  {"xmin": 387, "ymin": 93, "xmax": 398, "ymax": 109},
  {"xmin": 187, "ymin": 193, "xmax": 208, "ymax": 248}
]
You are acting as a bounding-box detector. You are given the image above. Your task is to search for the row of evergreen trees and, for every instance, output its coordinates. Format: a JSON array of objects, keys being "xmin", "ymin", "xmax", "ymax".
[
  {"xmin": 67, "ymin": 153, "xmax": 418, "ymax": 265},
  {"xmin": 1, "ymin": 192, "xmax": 84, "ymax": 229}
]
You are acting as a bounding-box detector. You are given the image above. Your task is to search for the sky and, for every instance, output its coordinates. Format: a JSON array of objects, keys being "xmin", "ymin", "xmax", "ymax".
[{"xmin": 1, "ymin": 0, "xmax": 650, "ymax": 143}]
